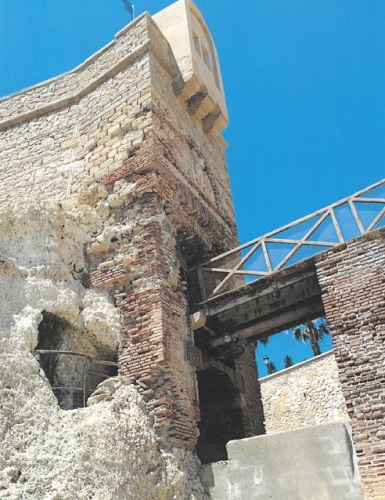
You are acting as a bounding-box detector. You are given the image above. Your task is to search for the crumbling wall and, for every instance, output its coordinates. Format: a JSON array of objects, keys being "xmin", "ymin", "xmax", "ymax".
[
  {"xmin": 0, "ymin": 0, "xmax": 264, "ymax": 475},
  {"xmin": 260, "ymin": 351, "xmax": 349, "ymax": 434},
  {"xmin": 0, "ymin": 197, "xmax": 205, "ymax": 499},
  {"xmin": 83, "ymin": 183, "xmax": 201, "ymax": 449}
]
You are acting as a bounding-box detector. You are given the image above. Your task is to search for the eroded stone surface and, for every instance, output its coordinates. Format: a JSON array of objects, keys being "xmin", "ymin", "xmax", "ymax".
[
  {"xmin": 260, "ymin": 352, "xmax": 349, "ymax": 434},
  {"xmin": 0, "ymin": 197, "xmax": 205, "ymax": 499}
]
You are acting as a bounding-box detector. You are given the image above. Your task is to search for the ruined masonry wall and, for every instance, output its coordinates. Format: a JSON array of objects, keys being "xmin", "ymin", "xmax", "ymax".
[
  {"xmin": 0, "ymin": 199, "xmax": 204, "ymax": 499},
  {"xmin": 0, "ymin": 4, "xmax": 261, "ymax": 457},
  {"xmin": 316, "ymin": 230, "xmax": 385, "ymax": 500},
  {"xmin": 260, "ymin": 351, "xmax": 349, "ymax": 435},
  {"xmin": 84, "ymin": 190, "xmax": 201, "ymax": 448}
]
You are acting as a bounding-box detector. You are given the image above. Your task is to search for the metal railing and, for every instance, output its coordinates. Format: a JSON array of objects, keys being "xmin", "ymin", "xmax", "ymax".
[
  {"xmin": 34, "ymin": 349, "xmax": 118, "ymax": 408},
  {"xmin": 192, "ymin": 179, "xmax": 385, "ymax": 299}
]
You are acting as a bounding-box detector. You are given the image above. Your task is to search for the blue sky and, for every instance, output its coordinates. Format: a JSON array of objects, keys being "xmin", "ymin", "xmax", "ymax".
[{"xmin": 1, "ymin": 0, "xmax": 384, "ymax": 373}]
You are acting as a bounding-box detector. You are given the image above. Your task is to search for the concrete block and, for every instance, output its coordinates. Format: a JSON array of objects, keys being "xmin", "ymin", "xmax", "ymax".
[
  {"xmin": 199, "ymin": 461, "xmax": 230, "ymax": 500},
  {"xmin": 226, "ymin": 422, "xmax": 362, "ymax": 500}
]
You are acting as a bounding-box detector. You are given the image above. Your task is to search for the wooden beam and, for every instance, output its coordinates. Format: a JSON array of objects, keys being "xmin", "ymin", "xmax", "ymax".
[{"xmin": 237, "ymin": 298, "xmax": 325, "ymax": 341}]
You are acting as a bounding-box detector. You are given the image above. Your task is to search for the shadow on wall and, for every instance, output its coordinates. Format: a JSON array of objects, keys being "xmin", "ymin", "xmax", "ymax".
[{"xmin": 196, "ymin": 367, "xmax": 245, "ymax": 465}]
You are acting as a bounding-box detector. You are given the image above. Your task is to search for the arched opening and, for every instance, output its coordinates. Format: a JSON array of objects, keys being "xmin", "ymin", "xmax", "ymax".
[
  {"xmin": 196, "ymin": 368, "xmax": 245, "ymax": 464},
  {"xmin": 35, "ymin": 312, "xmax": 117, "ymax": 410}
]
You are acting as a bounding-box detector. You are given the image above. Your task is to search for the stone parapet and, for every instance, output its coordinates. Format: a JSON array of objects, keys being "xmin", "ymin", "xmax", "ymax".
[{"xmin": 0, "ymin": 15, "xmax": 152, "ymax": 127}]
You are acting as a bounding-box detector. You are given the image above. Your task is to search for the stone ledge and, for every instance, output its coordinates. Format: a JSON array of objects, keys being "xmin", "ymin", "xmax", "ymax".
[
  {"xmin": 259, "ymin": 349, "xmax": 333, "ymax": 382},
  {"xmin": 0, "ymin": 14, "xmax": 177, "ymax": 132}
]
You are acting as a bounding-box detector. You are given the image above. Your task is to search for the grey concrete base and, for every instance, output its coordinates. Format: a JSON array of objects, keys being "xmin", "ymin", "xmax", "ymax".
[
  {"xmin": 199, "ymin": 462, "xmax": 230, "ymax": 500},
  {"xmin": 200, "ymin": 423, "xmax": 363, "ymax": 500}
]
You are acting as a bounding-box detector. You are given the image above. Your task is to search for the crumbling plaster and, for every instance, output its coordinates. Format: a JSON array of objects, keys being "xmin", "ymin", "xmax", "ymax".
[{"xmin": 0, "ymin": 191, "xmax": 205, "ymax": 499}]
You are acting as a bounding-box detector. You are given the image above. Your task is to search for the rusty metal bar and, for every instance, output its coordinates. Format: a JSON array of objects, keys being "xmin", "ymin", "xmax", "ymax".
[
  {"xmin": 34, "ymin": 349, "xmax": 118, "ymax": 409},
  {"xmin": 51, "ymin": 387, "xmax": 84, "ymax": 392},
  {"xmin": 90, "ymin": 360, "xmax": 119, "ymax": 367},
  {"xmin": 35, "ymin": 349, "xmax": 89, "ymax": 357},
  {"xmin": 82, "ymin": 357, "xmax": 88, "ymax": 408},
  {"xmin": 34, "ymin": 349, "xmax": 118, "ymax": 367}
]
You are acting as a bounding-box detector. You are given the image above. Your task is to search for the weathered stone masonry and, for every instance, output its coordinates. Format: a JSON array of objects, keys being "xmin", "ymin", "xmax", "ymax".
[
  {"xmin": 316, "ymin": 229, "xmax": 385, "ymax": 499},
  {"xmin": 260, "ymin": 351, "xmax": 349, "ymax": 435},
  {"xmin": 0, "ymin": 0, "xmax": 262, "ymax": 454}
]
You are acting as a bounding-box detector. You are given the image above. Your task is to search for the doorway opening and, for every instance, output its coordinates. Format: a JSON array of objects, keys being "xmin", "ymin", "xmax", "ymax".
[{"xmin": 196, "ymin": 368, "xmax": 245, "ymax": 464}]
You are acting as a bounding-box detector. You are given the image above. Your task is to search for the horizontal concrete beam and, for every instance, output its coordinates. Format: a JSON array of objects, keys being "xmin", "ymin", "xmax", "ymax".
[
  {"xmin": 201, "ymin": 258, "xmax": 324, "ymax": 340},
  {"xmin": 235, "ymin": 296, "xmax": 324, "ymax": 342}
]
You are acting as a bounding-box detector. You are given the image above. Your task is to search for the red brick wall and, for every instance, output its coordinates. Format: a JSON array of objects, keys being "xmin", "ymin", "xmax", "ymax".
[
  {"xmin": 85, "ymin": 188, "xmax": 200, "ymax": 448},
  {"xmin": 316, "ymin": 229, "xmax": 385, "ymax": 499},
  {"xmin": 81, "ymin": 21, "xmax": 264, "ymax": 451},
  {"xmin": 84, "ymin": 130, "xmax": 265, "ymax": 450}
]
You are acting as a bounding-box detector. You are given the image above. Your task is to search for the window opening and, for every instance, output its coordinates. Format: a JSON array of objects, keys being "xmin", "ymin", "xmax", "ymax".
[
  {"xmin": 209, "ymin": 45, "xmax": 220, "ymax": 90},
  {"xmin": 202, "ymin": 45, "xmax": 212, "ymax": 71},
  {"xmin": 35, "ymin": 312, "xmax": 118, "ymax": 409},
  {"xmin": 193, "ymin": 31, "xmax": 201, "ymax": 55},
  {"xmin": 256, "ymin": 317, "xmax": 332, "ymax": 377}
]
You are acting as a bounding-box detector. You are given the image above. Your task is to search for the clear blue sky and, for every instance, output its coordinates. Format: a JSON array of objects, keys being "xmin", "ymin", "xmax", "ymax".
[{"xmin": 1, "ymin": 0, "xmax": 384, "ymax": 373}]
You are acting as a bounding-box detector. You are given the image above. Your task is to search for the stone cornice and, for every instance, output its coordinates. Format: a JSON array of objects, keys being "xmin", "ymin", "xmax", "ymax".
[{"xmin": 0, "ymin": 14, "xmax": 178, "ymax": 132}]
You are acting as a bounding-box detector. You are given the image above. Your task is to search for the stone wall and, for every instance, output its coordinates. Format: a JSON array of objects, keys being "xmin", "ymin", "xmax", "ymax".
[
  {"xmin": 0, "ymin": 13, "xmax": 235, "ymax": 236},
  {"xmin": 0, "ymin": 16, "xmax": 152, "ymax": 205},
  {"xmin": 0, "ymin": 0, "xmax": 263, "ymax": 459},
  {"xmin": 260, "ymin": 351, "xmax": 349, "ymax": 434},
  {"xmin": 316, "ymin": 229, "xmax": 385, "ymax": 499}
]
